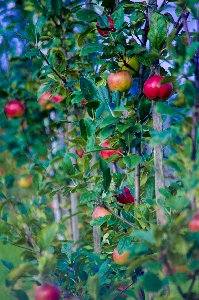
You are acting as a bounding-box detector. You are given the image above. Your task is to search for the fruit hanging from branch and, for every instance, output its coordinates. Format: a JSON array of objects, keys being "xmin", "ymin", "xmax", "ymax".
[
  {"xmin": 189, "ymin": 213, "xmax": 199, "ymax": 232},
  {"xmin": 38, "ymin": 92, "xmax": 54, "ymax": 110},
  {"xmin": 92, "ymin": 206, "xmax": 111, "ymax": 219},
  {"xmin": 5, "ymin": 100, "xmax": 25, "ymax": 119},
  {"xmin": 143, "ymin": 75, "xmax": 173, "ymax": 100},
  {"xmin": 117, "ymin": 187, "xmax": 134, "ymax": 204},
  {"xmin": 100, "ymin": 141, "xmax": 123, "ymax": 161},
  {"xmin": 35, "ymin": 285, "xmax": 61, "ymax": 300},
  {"xmin": 112, "ymin": 248, "xmax": 130, "ymax": 265},
  {"xmin": 18, "ymin": 175, "xmax": 32, "ymax": 189},
  {"xmin": 118, "ymin": 56, "xmax": 140, "ymax": 77},
  {"xmin": 96, "ymin": 16, "xmax": 116, "ymax": 36},
  {"xmin": 107, "ymin": 71, "xmax": 133, "ymax": 92},
  {"xmin": 53, "ymin": 94, "xmax": 64, "ymax": 103}
]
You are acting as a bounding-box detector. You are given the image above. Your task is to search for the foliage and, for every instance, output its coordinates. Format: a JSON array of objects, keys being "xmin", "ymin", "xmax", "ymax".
[{"xmin": 0, "ymin": 0, "xmax": 199, "ymax": 299}]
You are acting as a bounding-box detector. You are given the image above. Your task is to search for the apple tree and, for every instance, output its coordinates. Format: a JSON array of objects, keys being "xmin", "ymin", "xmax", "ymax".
[{"xmin": 0, "ymin": 0, "xmax": 199, "ymax": 299}]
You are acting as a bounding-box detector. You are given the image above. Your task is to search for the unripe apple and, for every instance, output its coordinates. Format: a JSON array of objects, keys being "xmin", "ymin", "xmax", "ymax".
[
  {"xmin": 75, "ymin": 149, "xmax": 85, "ymax": 158},
  {"xmin": 143, "ymin": 75, "xmax": 173, "ymax": 100},
  {"xmin": 189, "ymin": 213, "xmax": 199, "ymax": 232},
  {"xmin": 35, "ymin": 285, "xmax": 60, "ymax": 300},
  {"xmin": 117, "ymin": 187, "xmax": 134, "ymax": 204},
  {"xmin": 107, "ymin": 71, "xmax": 133, "ymax": 92},
  {"xmin": 5, "ymin": 101, "xmax": 25, "ymax": 119},
  {"xmin": 100, "ymin": 141, "xmax": 123, "ymax": 161},
  {"xmin": 112, "ymin": 248, "xmax": 130, "ymax": 265},
  {"xmin": 96, "ymin": 17, "xmax": 116, "ymax": 36},
  {"xmin": 53, "ymin": 94, "xmax": 64, "ymax": 103},
  {"xmin": 18, "ymin": 175, "xmax": 32, "ymax": 188},
  {"xmin": 118, "ymin": 56, "xmax": 140, "ymax": 77},
  {"xmin": 92, "ymin": 206, "xmax": 111, "ymax": 219},
  {"xmin": 38, "ymin": 92, "xmax": 53, "ymax": 110}
]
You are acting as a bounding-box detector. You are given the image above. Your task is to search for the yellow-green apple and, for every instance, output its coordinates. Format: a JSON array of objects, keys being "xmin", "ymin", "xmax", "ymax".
[
  {"xmin": 118, "ymin": 56, "xmax": 139, "ymax": 77},
  {"xmin": 18, "ymin": 175, "xmax": 32, "ymax": 188},
  {"xmin": 112, "ymin": 248, "xmax": 130, "ymax": 265},
  {"xmin": 107, "ymin": 71, "xmax": 132, "ymax": 92},
  {"xmin": 53, "ymin": 94, "xmax": 64, "ymax": 103},
  {"xmin": 5, "ymin": 101, "xmax": 25, "ymax": 119},
  {"xmin": 100, "ymin": 141, "xmax": 123, "ymax": 161},
  {"xmin": 117, "ymin": 187, "xmax": 135, "ymax": 204},
  {"xmin": 92, "ymin": 206, "xmax": 111, "ymax": 219},
  {"xmin": 35, "ymin": 285, "xmax": 60, "ymax": 300},
  {"xmin": 143, "ymin": 75, "xmax": 173, "ymax": 100},
  {"xmin": 38, "ymin": 92, "xmax": 53, "ymax": 110},
  {"xmin": 189, "ymin": 213, "xmax": 199, "ymax": 232},
  {"xmin": 96, "ymin": 17, "xmax": 116, "ymax": 36}
]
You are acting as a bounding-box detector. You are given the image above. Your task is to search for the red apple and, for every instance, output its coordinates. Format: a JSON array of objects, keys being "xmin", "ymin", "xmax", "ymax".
[
  {"xmin": 81, "ymin": 99, "xmax": 87, "ymax": 105},
  {"xmin": 35, "ymin": 285, "xmax": 60, "ymax": 300},
  {"xmin": 53, "ymin": 94, "xmax": 64, "ymax": 103},
  {"xmin": 100, "ymin": 141, "xmax": 123, "ymax": 161},
  {"xmin": 189, "ymin": 213, "xmax": 199, "ymax": 232},
  {"xmin": 143, "ymin": 75, "xmax": 173, "ymax": 100},
  {"xmin": 117, "ymin": 286, "xmax": 127, "ymax": 299},
  {"xmin": 92, "ymin": 206, "xmax": 111, "ymax": 219},
  {"xmin": 38, "ymin": 92, "xmax": 53, "ymax": 110},
  {"xmin": 107, "ymin": 71, "xmax": 133, "ymax": 92},
  {"xmin": 117, "ymin": 187, "xmax": 134, "ymax": 204},
  {"xmin": 112, "ymin": 248, "xmax": 130, "ymax": 265},
  {"xmin": 5, "ymin": 101, "xmax": 25, "ymax": 118},
  {"xmin": 75, "ymin": 149, "xmax": 85, "ymax": 158},
  {"xmin": 96, "ymin": 17, "xmax": 116, "ymax": 36}
]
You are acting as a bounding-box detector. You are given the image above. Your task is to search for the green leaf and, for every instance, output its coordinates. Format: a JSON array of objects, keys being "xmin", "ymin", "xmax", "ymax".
[
  {"xmin": 182, "ymin": 81, "xmax": 196, "ymax": 107},
  {"xmin": 37, "ymin": 222, "xmax": 58, "ymax": 250},
  {"xmin": 9, "ymin": 263, "xmax": 35, "ymax": 281},
  {"xmin": 80, "ymin": 77, "xmax": 99, "ymax": 101},
  {"xmin": 138, "ymin": 96, "xmax": 151, "ymax": 121},
  {"xmin": 25, "ymin": 23, "xmax": 36, "ymax": 43},
  {"xmin": 11, "ymin": 290, "xmax": 29, "ymax": 300},
  {"xmin": 142, "ymin": 272, "xmax": 163, "ymax": 292},
  {"xmin": 100, "ymin": 158, "xmax": 111, "ymax": 191},
  {"xmin": 117, "ymin": 236, "xmax": 132, "ymax": 254},
  {"xmin": 112, "ymin": 8, "xmax": 124, "ymax": 30},
  {"xmin": 85, "ymin": 100, "xmax": 100, "ymax": 110},
  {"xmin": 132, "ymin": 230, "xmax": 155, "ymax": 244},
  {"xmin": 35, "ymin": 16, "xmax": 46, "ymax": 34},
  {"xmin": 61, "ymin": 242, "xmax": 73, "ymax": 263},
  {"xmin": 87, "ymin": 274, "xmax": 101, "ymax": 300},
  {"xmin": 154, "ymin": 102, "xmax": 180, "ymax": 115},
  {"xmin": 148, "ymin": 12, "xmax": 167, "ymax": 50},
  {"xmin": 1, "ymin": 260, "xmax": 14, "ymax": 270},
  {"xmin": 77, "ymin": 28, "xmax": 95, "ymax": 48},
  {"xmin": 63, "ymin": 153, "xmax": 75, "ymax": 176},
  {"xmin": 79, "ymin": 118, "xmax": 96, "ymax": 141},
  {"xmin": 127, "ymin": 254, "xmax": 157, "ymax": 275},
  {"xmin": 123, "ymin": 154, "xmax": 141, "ymax": 169},
  {"xmin": 145, "ymin": 177, "xmax": 155, "ymax": 199},
  {"xmin": 51, "ymin": 0, "xmax": 62, "ymax": 15},
  {"xmin": 32, "ymin": 173, "xmax": 42, "ymax": 191},
  {"xmin": 80, "ymin": 43, "xmax": 103, "ymax": 55},
  {"xmin": 76, "ymin": 9, "xmax": 98, "ymax": 22},
  {"xmin": 25, "ymin": 48, "xmax": 40, "ymax": 58}
]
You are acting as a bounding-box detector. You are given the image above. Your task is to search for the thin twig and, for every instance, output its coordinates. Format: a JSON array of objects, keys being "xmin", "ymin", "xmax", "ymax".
[
  {"xmin": 102, "ymin": 203, "xmax": 139, "ymax": 228},
  {"xmin": 181, "ymin": 11, "xmax": 191, "ymax": 46},
  {"xmin": 111, "ymin": 282, "xmax": 134, "ymax": 300}
]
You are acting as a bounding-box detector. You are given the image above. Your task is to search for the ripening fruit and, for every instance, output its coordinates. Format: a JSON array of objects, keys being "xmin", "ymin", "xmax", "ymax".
[
  {"xmin": 117, "ymin": 187, "xmax": 135, "ymax": 204},
  {"xmin": 143, "ymin": 75, "xmax": 173, "ymax": 100},
  {"xmin": 163, "ymin": 260, "xmax": 188, "ymax": 275},
  {"xmin": 117, "ymin": 286, "xmax": 127, "ymax": 299},
  {"xmin": 75, "ymin": 149, "xmax": 85, "ymax": 158},
  {"xmin": 53, "ymin": 94, "xmax": 64, "ymax": 103},
  {"xmin": 5, "ymin": 101, "xmax": 25, "ymax": 119},
  {"xmin": 112, "ymin": 248, "xmax": 130, "ymax": 265},
  {"xmin": 100, "ymin": 141, "xmax": 123, "ymax": 161},
  {"xmin": 38, "ymin": 92, "xmax": 53, "ymax": 110},
  {"xmin": 118, "ymin": 56, "xmax": 140, "ymax": 77},
  {"xmin": 96, "ymin": 17, "xmax": 116, "ymax": 36},
  {"xmin": 92, "ymin": 206, "xmax": 111, "ymax": 219},
  {"xmin": 107, "ymin": 71, "xmax": 133, "ymax": 92},
  {"xmin": 189, "ymin": 213, "xmax": 199, "ymax": 232},
  {"xmin": 35, "ymin": 285, "xmax": 61, "ymax": 300},
  {"xmin": 81, "ymin": 99, "xmax": 87, "ymax": 105},
  {"xmin": 18, "ymin": 176, "xmax": 32, "ymax": 188}
]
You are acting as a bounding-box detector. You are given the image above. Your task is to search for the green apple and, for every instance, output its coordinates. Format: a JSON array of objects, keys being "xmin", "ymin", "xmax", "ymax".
[{"xmin": 118, "ymin": 56, "xmax": 139, "ymax": 77}]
